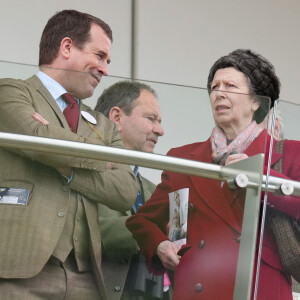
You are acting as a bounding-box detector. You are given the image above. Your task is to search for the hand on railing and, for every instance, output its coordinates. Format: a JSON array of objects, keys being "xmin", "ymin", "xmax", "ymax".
[{"xmin": 225, "ymin": 153, "xmax": 249, "ymax": 166}]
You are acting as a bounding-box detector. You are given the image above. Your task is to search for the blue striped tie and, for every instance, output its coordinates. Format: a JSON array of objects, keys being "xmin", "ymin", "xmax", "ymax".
[{"xmin": 132, "ymin": 166, "xmax": 144, "ymax": 214}]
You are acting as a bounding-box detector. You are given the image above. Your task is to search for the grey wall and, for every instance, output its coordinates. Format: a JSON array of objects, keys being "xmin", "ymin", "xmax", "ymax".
[
  {"xmin": 0, "ymin": 0, "xmax": 132, "ymax": 77},
  {"xmin": 0, "ymin": 0, "xmax": 299, "ymax": 183},
  {"xmin": 1, "ymin": 0, "xmax": 299, "ymax": 102},
  {"xmin": 134, "ymin": 0, "xmax": 300, "ymax": 103}
]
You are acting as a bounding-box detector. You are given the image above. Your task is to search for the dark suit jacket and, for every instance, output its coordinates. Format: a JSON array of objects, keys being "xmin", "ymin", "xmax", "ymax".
[
  {"xmin": 99, "ymin": 175, "xmax": 156, "ymax": 300},
  {"xmin": 127, "ymin": 132, "xmax": 300, "ymax": 300},
  {"xmin": 0, "ymin": 76, "xmax": 139, "ymax": 299}
]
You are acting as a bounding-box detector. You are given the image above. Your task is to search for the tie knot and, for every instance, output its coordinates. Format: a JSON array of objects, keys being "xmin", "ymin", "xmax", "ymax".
[{"xmin": 62, "ymin": 93, "xmax": 77, "ymax": 105}]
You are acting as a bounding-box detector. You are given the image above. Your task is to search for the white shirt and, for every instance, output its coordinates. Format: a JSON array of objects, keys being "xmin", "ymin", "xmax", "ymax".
[{"xmin": 37, "ymin": 70, "xmax": 68, "ymax": 112}]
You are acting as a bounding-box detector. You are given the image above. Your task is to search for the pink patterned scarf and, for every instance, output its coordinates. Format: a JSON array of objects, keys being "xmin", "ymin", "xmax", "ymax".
[{"xmin": 210, "ymin": 121, "xmax": 263, "ymax": 165}]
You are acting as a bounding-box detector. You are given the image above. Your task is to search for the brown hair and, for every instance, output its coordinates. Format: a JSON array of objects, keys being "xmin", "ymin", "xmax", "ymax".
[{"xmin": 39, "ymin": 9, "xmax": 113, "ymax": 66}]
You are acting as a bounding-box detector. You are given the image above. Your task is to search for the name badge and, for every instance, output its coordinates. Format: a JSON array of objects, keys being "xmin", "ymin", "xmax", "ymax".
[
  {"xmin": 81, "ymin": 111, "xmax": 97, "ymax": 124},
  {"xmin": 0, "ymin": 187, "xmax": 30, "ymax": 205}
]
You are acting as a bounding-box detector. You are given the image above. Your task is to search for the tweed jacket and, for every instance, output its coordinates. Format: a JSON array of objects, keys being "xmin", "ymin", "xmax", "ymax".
[
  {"xmin": 127, "ymin": 132, "xmax": 300, "ymax": 300},
  {"xmin": 0, "ymin": 76, "xmax": 139, "ymax": 293},
  {"xmin": 99, "ymin": 174, "xmax": 156, "ymax": 300}
]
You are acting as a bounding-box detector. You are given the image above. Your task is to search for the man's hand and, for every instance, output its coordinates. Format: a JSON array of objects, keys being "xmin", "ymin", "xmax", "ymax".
[
  {"xmin": 32, "ymin": 113, "xmax": 73, "ymax": 177},
  {"xmin": 156, "ymin": 240, "xmax": 181, "ymax": 271},
  {"xmin": 225, "ymin": 153, "xmax": 248, "ymax": 166},
  {"xmin": 105, "ymin": 162, "xmax": 114, "ymax": 170},
  {"xmin": 32, "ymin": 112, "xmax": 49, "ymax": 125}
]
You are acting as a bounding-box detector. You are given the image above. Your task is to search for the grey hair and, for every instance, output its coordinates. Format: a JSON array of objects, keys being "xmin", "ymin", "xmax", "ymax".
[{"xmin": 95, "ymin": 81, "xmax": 157, "ymax": 118}]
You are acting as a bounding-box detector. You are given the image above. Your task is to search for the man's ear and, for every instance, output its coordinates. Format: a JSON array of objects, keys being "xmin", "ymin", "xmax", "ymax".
[
  {"xmin": 109, "ymin": 106, "xmax": 122, "ymax": 130},
  {"xmin": 60, "ymin": 37, "xmax": 73, "ymax": 59}
]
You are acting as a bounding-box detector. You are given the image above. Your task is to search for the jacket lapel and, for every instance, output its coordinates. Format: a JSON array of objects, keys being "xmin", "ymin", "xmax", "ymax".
[
  {"xmin": 26, "ymin": 75, "xmax": 99, "ymax": 138},
  {"xmin": 140, "ymin": 175, "xmax": 156, "ymax": 202},
  {"xmin": 25, "ymin": 75, "xmax": 70, "ymax": 130},
  {"xmin": 77, "ymin": 103, "xmax": 96, "ymax": 137}
]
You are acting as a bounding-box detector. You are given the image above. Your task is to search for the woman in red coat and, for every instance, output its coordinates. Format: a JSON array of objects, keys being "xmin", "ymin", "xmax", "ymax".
[{"xmin": 126, "ymin": 49, "xmax": 299, "ymax": 299}]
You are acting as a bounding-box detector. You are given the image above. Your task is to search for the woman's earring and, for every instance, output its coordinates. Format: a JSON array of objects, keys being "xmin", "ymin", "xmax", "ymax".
[{"xmin": 252, "ymin": 107, "xmax": 257, "ymax": 111}]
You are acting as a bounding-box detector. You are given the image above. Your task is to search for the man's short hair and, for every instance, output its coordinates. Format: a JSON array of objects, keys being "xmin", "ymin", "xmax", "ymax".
[
  {"xmin": 95, "ymin": 81, "xmax": 157, "ymax": 118},
  {"xmin": 39, "ymin": 9, "xmax": 113, "ymax": 66}
]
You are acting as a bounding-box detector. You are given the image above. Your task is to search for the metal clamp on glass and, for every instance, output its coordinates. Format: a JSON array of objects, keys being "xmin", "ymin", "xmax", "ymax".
[
  {"xmin": 279, "ymin": 182, "xmax": 294, "ymax": 196},
  {"xmin": 227, "ymin": 173, "xmax": 249, "ymax": 189}
]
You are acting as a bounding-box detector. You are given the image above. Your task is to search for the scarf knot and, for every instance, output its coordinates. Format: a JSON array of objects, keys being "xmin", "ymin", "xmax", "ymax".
[{"xmin": 210, "ymin": 121, "xmax": 263, "ymax": 165}]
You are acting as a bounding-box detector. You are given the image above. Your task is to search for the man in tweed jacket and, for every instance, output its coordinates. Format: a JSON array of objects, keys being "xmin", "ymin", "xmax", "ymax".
[{"xmin": 0, "ymin": 10, "xmax": 138, "ymax": 300}]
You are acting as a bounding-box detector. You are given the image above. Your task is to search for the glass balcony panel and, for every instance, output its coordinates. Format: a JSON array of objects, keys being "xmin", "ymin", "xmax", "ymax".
[
  {"xmin": 260, "ymin": 100, "xmax": 300, "ymax": 299},
  {"xmin": 0, "ymin": 60, "xmax": 271, "ymax": 299}
]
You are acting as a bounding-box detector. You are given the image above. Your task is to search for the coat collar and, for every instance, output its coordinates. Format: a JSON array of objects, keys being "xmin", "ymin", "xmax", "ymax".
[
  {"xmin": 244, "ymin": 129, "xmax": 282, "ymax": 168},
  {"xmin": 185, "ymin": 131, "xmax": 282, "ymax": 234}
]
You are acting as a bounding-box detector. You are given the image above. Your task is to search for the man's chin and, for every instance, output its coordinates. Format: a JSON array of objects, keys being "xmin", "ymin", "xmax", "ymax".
[
  {"xmin": 144, "ymin": 147, "xmax": 155, "ymax": 154},
  {"xmin": 79, "ymin": 87, "xmax": 95, "ymax": 99}
]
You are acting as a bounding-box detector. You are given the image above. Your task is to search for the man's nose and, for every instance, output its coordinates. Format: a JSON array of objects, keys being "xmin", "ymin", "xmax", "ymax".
[
  {"xmin": 154, "ymin": 122, "xmax": 164, "ymax": 136},
  {"xmin": 98, "ymin": 62, "xmax": 108, "ymax": 76}
]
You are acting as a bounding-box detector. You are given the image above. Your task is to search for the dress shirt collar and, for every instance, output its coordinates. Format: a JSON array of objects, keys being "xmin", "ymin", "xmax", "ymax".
[{"xmin": 37, "ymin": 70, "xmax": 67, "ymax": 101}]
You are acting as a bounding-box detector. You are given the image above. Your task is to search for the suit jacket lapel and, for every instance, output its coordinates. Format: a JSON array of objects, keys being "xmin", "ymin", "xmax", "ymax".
[
  {"xmin": 77, "ymin": 103, "xmax": 96, "ymax": 137},
  {"xmin": 188, "ymin": 139, "xmax": 241, "ymax": 233},
  {"xmin": 140, "ymin": 175, "xmax": 156, "ymax": 202},
  {"xmin": 26, "ymin": 76, "xmax": 99, "ymax": 138},
  {"xmin": 25, "ymin": 75, "xmax": 70, "ymax": 130}
]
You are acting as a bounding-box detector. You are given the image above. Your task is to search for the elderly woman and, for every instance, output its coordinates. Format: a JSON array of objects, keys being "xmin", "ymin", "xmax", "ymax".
[{"xmin": 126, "ymin": 49, "xmax": 300, "ymax": 299}]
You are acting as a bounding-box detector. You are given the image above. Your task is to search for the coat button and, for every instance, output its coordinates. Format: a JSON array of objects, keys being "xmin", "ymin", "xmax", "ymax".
[
  {"xmin": 188, "ymin": 203, "xmax": 195, "ymax": 211},
  {"xmin": 234, "ymin": 235, "xmax": 241, "ymax": 243},
  {"xmin": 114, "ymin": 285, "xmax": 121, "ymax": 292},
  {"xmin": 198, "ymin": 240, "xmax": 205, "ymax": 249},
  {"xmin": 57, "ymin": 211, "xmax": 65, "ymax": 217},
  {"xmin": 195, "ymin": 283, "xmax": 203, "ymax": 292}
]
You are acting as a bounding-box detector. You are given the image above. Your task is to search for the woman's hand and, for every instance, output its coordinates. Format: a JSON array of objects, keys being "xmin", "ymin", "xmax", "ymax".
[
  {"xmin": 156, "ymin": 240, "xmax": 181, "ymax": 271},
  {"xmin": 225, "ymin": 153, "xmax": 248, "ymax": 166}
]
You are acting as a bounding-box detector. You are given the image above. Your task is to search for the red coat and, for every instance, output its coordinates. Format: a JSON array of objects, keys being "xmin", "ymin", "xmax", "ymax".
[{"xmin": 126, "ymin": 132, "xmax": 300, "ymax": 299}]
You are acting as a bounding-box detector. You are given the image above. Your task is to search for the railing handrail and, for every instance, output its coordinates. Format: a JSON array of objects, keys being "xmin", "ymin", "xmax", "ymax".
[{"xmin": 0, "ymin": 131, "xmax": 299, "ymax": 196}]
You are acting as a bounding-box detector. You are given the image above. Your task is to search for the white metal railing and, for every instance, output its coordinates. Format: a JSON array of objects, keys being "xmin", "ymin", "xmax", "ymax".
[
  {"xmin": 0, "ymin": 131, "xmax": 299, "ymax": 196},
  {"xmin": 1, "ymin": 131, "xmax": 298, "ymax": 300}
]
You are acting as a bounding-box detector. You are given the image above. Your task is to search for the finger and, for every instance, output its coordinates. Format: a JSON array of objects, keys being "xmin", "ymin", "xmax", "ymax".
[
  {"xmin": 105, "ymin": 162, "xmax": 113, "ymax": 169},
  {"xmin": 32, "ymin": 112, "xmax": 49, "ymax": 125},
  {"xmin": 225, "ymin": 159, "xmax": 236, "ymax": 166},
  {"xmin": 163, "ymin": 255, "xmax": 180, "ymax": 270}
]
